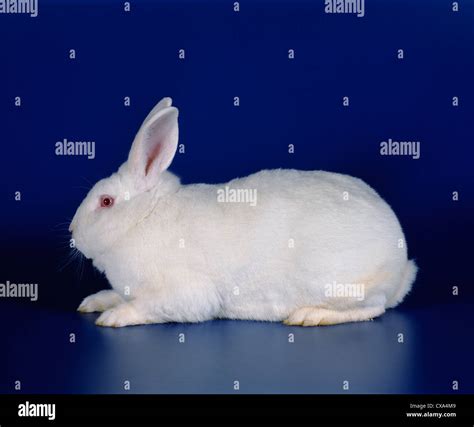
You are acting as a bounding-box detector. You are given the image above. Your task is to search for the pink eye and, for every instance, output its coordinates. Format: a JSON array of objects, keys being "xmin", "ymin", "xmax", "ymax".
[{"xmin": 100, "ymin": 195, "xmax": 114, "ymax": 208}]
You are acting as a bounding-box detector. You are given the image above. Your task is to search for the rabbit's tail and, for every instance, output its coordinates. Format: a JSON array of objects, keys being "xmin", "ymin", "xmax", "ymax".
[{"xmin": 386, "ymin": 259, "xmax": 418, "ymax": 308}]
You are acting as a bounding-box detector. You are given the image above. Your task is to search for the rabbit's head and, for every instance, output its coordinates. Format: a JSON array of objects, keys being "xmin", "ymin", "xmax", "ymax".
[{"xmin": 69, "ymin": 97, "xmax": 180, "ymax": 261}]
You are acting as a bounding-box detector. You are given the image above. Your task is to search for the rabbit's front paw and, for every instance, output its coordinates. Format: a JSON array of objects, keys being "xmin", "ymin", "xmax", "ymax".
[
  {"xmin": 78, "ymin": 290, "xmax": 124, "ymax": 313},
  {"xmin": 95, "ymin": 302, "xmax": 145, "ymax": 327}
]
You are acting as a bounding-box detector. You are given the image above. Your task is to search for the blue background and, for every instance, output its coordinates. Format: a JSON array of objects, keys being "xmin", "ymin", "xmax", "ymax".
[{"xmin": 0, "ymin": 0, "xmax": 473, "ymax": 394}]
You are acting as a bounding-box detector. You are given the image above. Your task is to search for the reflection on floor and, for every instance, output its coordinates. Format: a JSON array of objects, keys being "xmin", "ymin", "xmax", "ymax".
[{"xmin": 1, "ymin": 302, "xmax": 472, "ymax": 394}]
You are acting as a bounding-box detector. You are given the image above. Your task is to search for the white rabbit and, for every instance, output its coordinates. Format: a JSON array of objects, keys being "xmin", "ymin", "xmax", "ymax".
[{"xmin": 71, "ymin": 97, "xmax": 417, "ymax": 327}]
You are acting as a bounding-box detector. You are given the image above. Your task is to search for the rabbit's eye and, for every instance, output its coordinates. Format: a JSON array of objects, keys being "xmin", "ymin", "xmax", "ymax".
[{"xmin": 100, "ymin": 195, "xmax": 114, "ymax": 208}]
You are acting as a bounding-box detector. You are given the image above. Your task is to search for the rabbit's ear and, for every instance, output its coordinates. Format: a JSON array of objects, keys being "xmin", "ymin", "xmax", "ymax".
[
  {"xmin": 142, "ymin": 97, "xmax": 172, "ymax": 125},
  {"xmin": 128, "ymin": 106, "xmax": 179, "ymax": 188}
]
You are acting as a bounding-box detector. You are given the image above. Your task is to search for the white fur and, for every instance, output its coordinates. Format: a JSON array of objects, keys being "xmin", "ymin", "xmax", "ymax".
[{"xmin": 71, "ymin": 98, "xmax": 417, "ymax": 327}]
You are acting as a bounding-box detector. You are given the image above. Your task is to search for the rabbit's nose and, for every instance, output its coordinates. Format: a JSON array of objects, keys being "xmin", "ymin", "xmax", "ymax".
[{"xmin": 69, "ymin": 214, "xmax": 78, "ymax": 232}]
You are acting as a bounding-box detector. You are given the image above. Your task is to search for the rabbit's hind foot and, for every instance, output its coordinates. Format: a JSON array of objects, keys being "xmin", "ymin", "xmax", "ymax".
[{"xmin": 283, "ymin": 304, "xmax": 385, "ymax": 326}]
